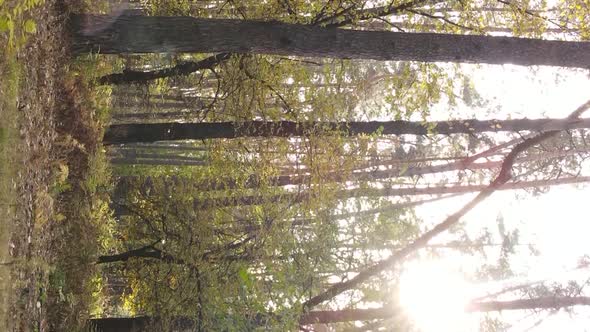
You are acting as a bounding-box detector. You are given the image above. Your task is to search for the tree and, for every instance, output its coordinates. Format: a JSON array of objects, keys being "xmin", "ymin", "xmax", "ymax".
[
  {"xmin": 103, "ymin": 117, "xmax": 590, "ymax": 144},
  {"xmin": 299, "ymin": 296, "xmax": 590, "ymax": 325},
  {"xmin": 71, "ymin": 16, "xmax": 590, "ymax": 68},
  {"xmin": 95, "ymin": 0, "xmax": 431, "ymax": 85},
  {"xmin": 86, "ymin": 295, "xmax": 590, "ymax": 330},
  {"xmin": 87, "ymin": 316, "xmax": 195, "ymax": 332}
]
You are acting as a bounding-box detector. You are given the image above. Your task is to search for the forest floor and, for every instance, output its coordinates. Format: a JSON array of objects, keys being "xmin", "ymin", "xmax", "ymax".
[{"xmin": 0, "ymin": 0, "xmax": 113, "ymax": 330}]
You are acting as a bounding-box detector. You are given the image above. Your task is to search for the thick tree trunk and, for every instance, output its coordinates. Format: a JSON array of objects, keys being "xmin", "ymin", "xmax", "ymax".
[
  {"xmin": 70, "ymin": 16, "xmax": 590, "ymax": 68},
  {"xmin": 103, "ymin": 117, "xmax": 590, "ymax": 144},
  {"xmin": 93, "ymin": 0, "xmax": 425, "ymax": 85},
  {"xmin": 87, "ymin": 317, "xmax": 152, "ymax": 332},
  {"xmin": 88, "ymin": 317, "xmax": 195, "ymax": 332}
]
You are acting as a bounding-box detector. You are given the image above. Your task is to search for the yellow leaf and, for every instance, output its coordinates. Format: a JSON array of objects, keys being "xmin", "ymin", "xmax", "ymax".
[
  {"xmin": 24, "ymin": 19, "xmax": 36, "ymax": 34},
  {"xmin": 54, "ymin": 213, "xmax": 66, "ymax": 222}
]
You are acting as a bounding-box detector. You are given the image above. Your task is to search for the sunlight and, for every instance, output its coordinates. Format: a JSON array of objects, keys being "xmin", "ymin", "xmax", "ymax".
[{"xmin": 399, "ymin": 260, "xmax": 476, "ymax": 332}]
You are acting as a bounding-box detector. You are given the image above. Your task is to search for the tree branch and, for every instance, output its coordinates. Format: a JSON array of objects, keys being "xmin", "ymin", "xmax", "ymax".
[
  {"xmin": 98, "ymin": 53, "xmax": 232, "ymax": 85},
  {"xmin": 302, "ymin": 99, "xmax": 590, "ymax": 310}
]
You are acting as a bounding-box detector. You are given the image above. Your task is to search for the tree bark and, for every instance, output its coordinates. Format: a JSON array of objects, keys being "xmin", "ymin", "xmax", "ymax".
[
  {"xmin": 103, "ymin": 117, "xmax": 590, "ymax": 144},
  {"xmin": 300, "ymin": 307, "xmax": 394, "ymax": 325},
  {"xmin": 99, "ymin": 52, "xmax": 232, "ymax": 85},
  {"xmin": 97, "ymin": 244, "xmax": 163, "ymax": 264},
  {"xmin": 108, "ymin": 150, "xmax": 206, "ymax": 166},
  {"xmin": 88, "ymin": 316, "xmax": 195, "ymax": 332},
  {"xmin": 184, "ymin": 147, "xmax": 588, "ymax": 190},
  {"xmin": 93, "ymin": 0, "xmax": 427, "ymax": 85},
  {"xmin": 300, "ymin": 297, "xmax": 590, "ymax": 324},
  {"xmin": 85, "ymin": 295, "xmax": 590, "ymax": 331},
  {"xmin": 109, "ymin": 157, "xmax": 206, "ymax": 166},
  {"xmin": 466, "ymin": 296, "xmax": 590, "ymax": 312},
  {"xmin": 193, "ymin": 176, "xmax": 590, "ymax": 209},
  {"xmin": 70, "ymin": 16, "xmax": 590, "ymax": 68}
]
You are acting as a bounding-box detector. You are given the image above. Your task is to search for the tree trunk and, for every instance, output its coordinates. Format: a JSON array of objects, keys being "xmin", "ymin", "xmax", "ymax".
[
  {"xmin": 103, "ymin": 117, "xmax": 590, "ymax": 144},
  {"xmin": 182, "ymin": 147, "xmax": 588, "ymax": 190},
  {"xmin": 96, "ymin": 244, "xmax": 163, "ymax": 264},
  {"xmin": 300, "ymin": 308, "xmax": 393, "ymax": 325},
  {"xmin": 93, "ymin": 0, "xmax": 426, "ymax": 84},
  {"xmin": 109, "ymin": 158, "xmax": 206, "ymax": 166},
  {"xmin": 86, "ymin": 295, "xmax": 590, "ymax": 331},
  {"xmin": 466, "ymin": 296, "xmax": 590, "ymax": 312},
  {"xmin": 70, "ymin": 16, "xmax": 590, "ymax": 68},
  {"xmin": 192, "ymin": 176, "xmax": 590, "ymax": 209},
  {"xmin": 111, "ymin": 143, "xmax": 208, "ymax": 152},
  {"xmin": 300, "ymin": 297, "xmax": 590, "ymax": 324},
  {"xmin": 88, "ymin": 317, "xmax": 195, "ymax": 332}
]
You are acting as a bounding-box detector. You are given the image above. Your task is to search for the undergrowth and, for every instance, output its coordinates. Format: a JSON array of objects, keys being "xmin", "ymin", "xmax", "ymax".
[
  {"xmin": 0, "ymin": 0, "xmax": 46, "ymax": 54},
  {"xmin": 45, "ymin": 53, "xmax": 116, "ymax": 330},
  {"xmin": 1, "ymin": 0, "xmax": 121, "ymax": 329}
]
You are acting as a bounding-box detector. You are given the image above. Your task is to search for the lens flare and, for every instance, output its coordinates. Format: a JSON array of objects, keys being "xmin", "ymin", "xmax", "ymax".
[{"xmin": 400, "ymin": 260, "xmax": 475, "ymax": 332}]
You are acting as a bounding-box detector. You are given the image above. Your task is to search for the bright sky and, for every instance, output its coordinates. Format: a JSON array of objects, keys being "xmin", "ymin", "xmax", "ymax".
[{"xmin": 400, "ymin": 64, "xmax": 590, "ymax": 331}]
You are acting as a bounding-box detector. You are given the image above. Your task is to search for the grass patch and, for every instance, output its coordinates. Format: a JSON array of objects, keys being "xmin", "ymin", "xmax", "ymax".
[{"xmin": 0, "ymin": 0, "xmax": 46, "ymax": 55}]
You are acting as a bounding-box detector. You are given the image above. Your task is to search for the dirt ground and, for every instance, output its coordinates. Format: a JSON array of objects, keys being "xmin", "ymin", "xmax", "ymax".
[{"xmin": 0, "ymin": 1, "xmax": 85, "ymax": 330}]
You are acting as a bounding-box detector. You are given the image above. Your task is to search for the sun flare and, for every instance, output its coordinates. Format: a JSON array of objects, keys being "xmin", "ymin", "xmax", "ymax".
[{"xmin": 399, "ymin": 260, "xmax": 475, "ymax": 332}]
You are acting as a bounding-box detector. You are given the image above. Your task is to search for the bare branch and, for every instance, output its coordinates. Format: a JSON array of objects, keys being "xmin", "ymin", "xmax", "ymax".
[{"xmin": 302, "ymin": 99, "xmax": 590, "ymax": 310}]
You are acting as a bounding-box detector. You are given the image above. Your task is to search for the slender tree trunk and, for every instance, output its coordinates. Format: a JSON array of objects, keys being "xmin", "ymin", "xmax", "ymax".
[
  {"xmin": 467, "ymin": 296, "xmax": 590, "ymax": 312},
  {"xmin": 112, "ymin": 91, "xmax": 206, "ymax": 102},
  {"xmin": 97, "ymin": 244, "xmax": 163, "ymax": 264},
  {"xmin": 114, "ymin": 101, "xmax": 193, "ymax": 110},
  {"xmin": 300, "ymin": 307, "xmax": 393, "ymax": 325},
  {"xmin": 187, "ymin": 147, "xmax": 589, "ymax": 190},
  {"xmin": 86, "ymin": 295, "xmax": 590, "ymax": 331},
  {"xmin": 108, "ymin": 150, "xmax": 207, "ymax": 166},
  {"xmin": 111, "ymin": 143, "xmax": 208, "ymax": 152},
  {"xmin": 70, "ymin": 16, "xmax": 590, "ymax": 68},
  {"xmin": 103, "ymin": 117, "xmax": 590, "ymax": 144},
  {"xmin": 109, "ymin": 157, "xmax": 206, "ymax": 166},
  {"xmin": 300, "ymin": 297, "xmax": 590, "ymax": 324},
  {"xmin": 193, "ymin": 176, "xmax": 590, "ymax": 209},
  {"xmin": 111, "ymin": 111, "xmax": 197, "ymax": 121}
]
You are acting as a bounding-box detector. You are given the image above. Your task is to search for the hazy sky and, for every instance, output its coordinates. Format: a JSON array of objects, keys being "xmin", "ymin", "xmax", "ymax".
[{"xmin": 403, "ymin": 64, "xmax": 590, "ymax": 331}]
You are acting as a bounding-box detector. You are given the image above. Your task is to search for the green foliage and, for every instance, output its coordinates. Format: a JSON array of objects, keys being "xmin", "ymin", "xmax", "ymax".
[
  {"xmin": 91, "ymin": 0, "xmax": 590, "ymax": 329},
  {"xmin": 0, "ymin": 0, "xmax": 44, "ymax": 54}
]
